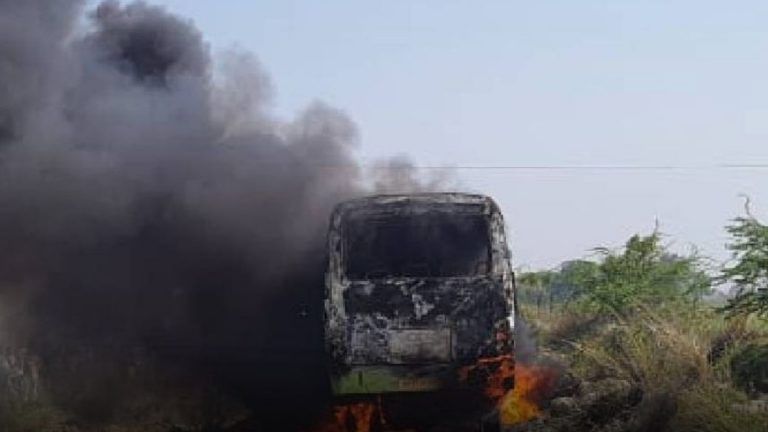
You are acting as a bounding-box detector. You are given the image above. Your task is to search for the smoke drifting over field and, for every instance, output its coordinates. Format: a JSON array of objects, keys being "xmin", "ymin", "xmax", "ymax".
[
  {"xmin": 1, "ymin": 0, "xmax": 348, "ymax": 339},
  {"xmin": 0, "ymin": 0, "xmax": 446, "ymax": 426}
]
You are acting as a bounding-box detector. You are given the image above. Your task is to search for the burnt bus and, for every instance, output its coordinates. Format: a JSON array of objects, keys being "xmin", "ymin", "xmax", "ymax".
[{"xmin": 324, "ymin": 193, "xmax": 516, "ymax": 404}]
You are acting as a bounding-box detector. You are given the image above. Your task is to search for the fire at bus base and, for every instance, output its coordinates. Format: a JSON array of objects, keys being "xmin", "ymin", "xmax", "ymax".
[{"xmin": 317, "ymin": 193, "xmax": 525, "ymax": 431}]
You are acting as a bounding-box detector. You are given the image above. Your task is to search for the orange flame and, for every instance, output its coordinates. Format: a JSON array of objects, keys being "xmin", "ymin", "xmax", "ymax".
[
  {"xmin": 499, "ymin": 363, "xmax": 558, "ymax": 426},
  {"xmin": 459, "ymin": 354, "xmax": 516, "ymax": 400},
  {"xmin": 313, "ymin": 357, "xmax": 559, "ymax": 431},
  {"xmin": 310, "ymin": 401, "xmax": 377, "ymax": 432},
  {"xmin": 460, "ymin": 355, "xmax": 559, "ymax": 427}
]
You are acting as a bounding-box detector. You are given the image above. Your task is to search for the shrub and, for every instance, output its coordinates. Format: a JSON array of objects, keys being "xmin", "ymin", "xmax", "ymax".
[
  {"xmin": 718, "ymin": 203, "xmax": 768, "ymax": 319},
  {"xmin": 730, "ymin": 343, "xmax": 768, "ymax": 394}
]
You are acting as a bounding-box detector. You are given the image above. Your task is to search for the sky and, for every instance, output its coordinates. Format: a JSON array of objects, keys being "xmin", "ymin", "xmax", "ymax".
[{"xmin": 85, "ymin": 0, "xmax": 768, "ymax": 269}]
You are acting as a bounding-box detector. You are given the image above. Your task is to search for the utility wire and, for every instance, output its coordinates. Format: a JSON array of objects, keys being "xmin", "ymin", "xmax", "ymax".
[
  {"xmin": 244, "ymin": 161, "xmax": 768, "ymax": 171},
  {"xmin": 357, "ymin": 163, "xmax": 768, "ymax": 171}
]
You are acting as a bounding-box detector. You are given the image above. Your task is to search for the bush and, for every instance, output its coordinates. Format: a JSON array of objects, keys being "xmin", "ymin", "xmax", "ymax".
[
  {"xmin": 730, "ymin": 343, "xmax": 768, "ymax": 394},
  {"xmin": 718, "ymin": 204, "xmax": 768, "ymax": 319}
]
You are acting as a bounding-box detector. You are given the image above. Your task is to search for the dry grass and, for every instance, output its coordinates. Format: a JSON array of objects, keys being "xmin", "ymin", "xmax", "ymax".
[{"xmin": 527, "ymin": 304, "xmax": 768, "ymax": 431}]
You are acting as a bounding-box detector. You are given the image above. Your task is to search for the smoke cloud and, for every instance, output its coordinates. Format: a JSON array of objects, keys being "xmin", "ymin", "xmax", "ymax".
[{"xmin": 0, "ymin": 1, "xmax": 454, "ymax": 427}]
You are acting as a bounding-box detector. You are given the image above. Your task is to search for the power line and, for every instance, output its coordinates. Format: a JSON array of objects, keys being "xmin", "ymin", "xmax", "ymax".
[
  {"xmin": 358, "ymin": 163, "xmax": 768, "ymax": 171},
  {"xmin": 243, "ymin": 161, "xmax": 768, "ymax": 171}
]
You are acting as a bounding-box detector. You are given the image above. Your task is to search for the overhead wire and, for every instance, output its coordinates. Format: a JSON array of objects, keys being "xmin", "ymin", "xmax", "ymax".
[{"xmin": 356, "ymin": 163, "xmax": 768, "ymax": 171}]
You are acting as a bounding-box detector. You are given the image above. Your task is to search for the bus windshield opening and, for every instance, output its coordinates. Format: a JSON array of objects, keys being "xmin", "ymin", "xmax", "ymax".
[{"xmin": 344, "ymin": 212, "xmax": 491, "ymax": 279}]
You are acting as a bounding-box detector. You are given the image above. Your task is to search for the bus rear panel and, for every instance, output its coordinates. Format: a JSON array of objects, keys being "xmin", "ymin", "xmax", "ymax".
[{"xmin": 324, "ymin": 193, "xmax": 515, "ymax": 396}]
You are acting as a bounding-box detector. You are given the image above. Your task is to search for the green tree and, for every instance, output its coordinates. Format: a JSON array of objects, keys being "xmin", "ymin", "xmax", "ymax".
[
  {"xmin": 585, "ymin": 231, "xmax": 710, "ymax": 313},
  {"xmin": 719, "ymin": 202, "xmax": 768, "ymax": 319},
  {"xmin": 517, "ymin": 231, "xmax": 710, "ymax": 314},
  {"xmin": 553, "ymin": 260, "xmax": 600, "ymax": 304},
  {"xmin": 517, "ymin": 270, "xmax": 555, "ymax": 313}
]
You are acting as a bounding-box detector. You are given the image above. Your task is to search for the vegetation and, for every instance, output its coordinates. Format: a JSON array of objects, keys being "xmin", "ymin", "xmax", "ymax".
[
  {"xmin": 730, "ymin": 343, "xmax": 768, "ymax": 394},
  {"xmin": 518, "ymin": 231, "xmax": 711, "ymax": 315},
  {"xmin": 719, "ymin": 202, "xmax": 768, "ymax": 319},
  {"xmin": 524, "ymin": 302, "xmax": 768, "ymax": 431},
  {"xmin": 517, "ymin": 205, "xmax": 768, "ymax": 431},
  {"xmin": 3, "ymin": 204, "xmax": 768, "ymax": 431}
]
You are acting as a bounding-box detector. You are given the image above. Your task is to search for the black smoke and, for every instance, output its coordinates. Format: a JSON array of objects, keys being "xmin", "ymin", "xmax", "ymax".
[{"xmin": 0, "ymin": 0, "xmax": 413, "ymax": 428}]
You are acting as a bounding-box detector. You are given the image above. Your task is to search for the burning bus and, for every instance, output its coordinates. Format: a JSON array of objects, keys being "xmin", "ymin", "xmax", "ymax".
[{"xmin": 323, "ymin": 193, "xmax": 516, "ymax": 427}]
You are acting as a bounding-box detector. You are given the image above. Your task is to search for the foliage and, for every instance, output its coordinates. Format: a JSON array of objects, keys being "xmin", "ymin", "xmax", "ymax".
[
  {"xmin": 516, "ymin": 219, "xmax": 768, "ymax": 431},
  {"xmin": 517, "ymin": 270, "xmax": 557, "ymax": 312},
  {"xmin": 584, "ymin": 232, "xmax": 711, "ymax": 313},
  {"xmin": 730, "ymin": 343, "xmax": 768, "ymax": 394},
  {"xmin": 719, "ymin": 206, "xmax": 768, "ymax": 319},
  {"xmin": 549, "ymin": 260, "xmax": 600, "ymax": 305},
  {"xmin": 518, "ymin": 231, "xmax": 711, "ymax": 315}
]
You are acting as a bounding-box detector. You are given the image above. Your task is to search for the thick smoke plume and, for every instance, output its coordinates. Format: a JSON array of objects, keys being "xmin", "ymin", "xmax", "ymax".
[{"xmin": 0, "ymin": 0, "xmax": 445, "ymax": 427}]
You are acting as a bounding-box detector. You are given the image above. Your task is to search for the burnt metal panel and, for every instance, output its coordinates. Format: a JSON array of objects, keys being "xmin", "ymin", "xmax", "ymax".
[
  {"xmin": 324, "ymin": 193, "xmax": 515, "ymax": 395},
  {"xmin": 388, "ymin": 328, "xmax": 451, "ymax": 364}
]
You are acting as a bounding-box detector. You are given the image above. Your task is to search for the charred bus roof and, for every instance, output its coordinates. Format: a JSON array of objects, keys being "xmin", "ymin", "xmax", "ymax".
[{"xmin": 330, "ymin": 193, "xmax": 502, "ymax": 219}]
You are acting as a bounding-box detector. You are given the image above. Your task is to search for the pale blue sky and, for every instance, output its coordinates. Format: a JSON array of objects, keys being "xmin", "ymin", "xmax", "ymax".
[{"xmin": 87, "ymin": 1, "xmax": 768, "ymax": 268}]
